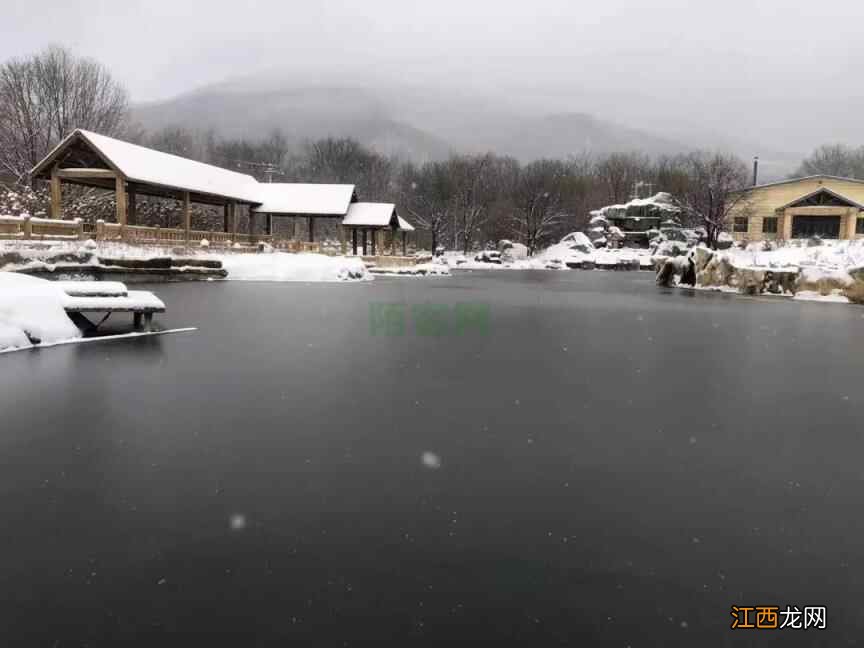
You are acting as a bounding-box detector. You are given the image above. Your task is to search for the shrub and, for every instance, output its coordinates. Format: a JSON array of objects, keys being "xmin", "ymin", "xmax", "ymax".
[{"xmin": 844, "ymin": 280, "xmax": 864, "ymax": 304}]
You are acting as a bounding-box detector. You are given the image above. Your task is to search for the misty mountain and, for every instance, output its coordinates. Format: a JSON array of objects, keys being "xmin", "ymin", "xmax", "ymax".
[{"xmin": 132, "ymin": 80, "xmax": 799, "ymax": 177}]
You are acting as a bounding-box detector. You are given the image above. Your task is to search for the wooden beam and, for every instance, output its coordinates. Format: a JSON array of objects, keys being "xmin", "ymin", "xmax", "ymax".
[
  {"xmin": 183, "ymin": 191, "xmax": 191, "ymax": 245},
  {"xmin": 352, "ymin": 228, "xmax": 358, "ymax": 255},
  {"xmin": 362, "ymin": 229, "xmax": 367, "ymax": 255},
  {"xmin": 50, "ymin": 167, "xmax": 62, "ymax": 219},
  {"xmin": 56, "ymin": 168, "xmax": 117, "ymax": 180},
  {"xmin": 339, "ymin": 224, "xmax": 346, "ymax": 254},
  {"xmin": 223, "ymin": 204, "xmax": 230, "ymax": 233},
  {"xmin": 402, "ymin": 231, "xmax": 407, "ymax": 256},
  {"xmin": 371, "ymin": 228, "xmax": 376, "ymax": 256},
  {"xmin": 230, "ymin": 203, "xmax": 237, "ymax": 241},
  {"xmin": 308, "ymin": 216, "xmax": 315, "ymax": 243},
  {"xmin": 267, "ymin": 214, "xmax": 273, "ymax": 236}
]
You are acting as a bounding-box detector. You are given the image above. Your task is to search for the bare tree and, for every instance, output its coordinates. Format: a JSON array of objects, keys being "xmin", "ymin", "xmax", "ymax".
[
  {"xmin": 674, "ymin": 152, "xmax": 751, "ymax": 249},
  {"xmin": 509, "ymin": 159, "xmax": 569, "ymax": 255},
  {"xmin": 399, "ymin": 161, "xmax": 454, "ymax": 254},
  {"xmin": 795, "ymin": 144, "xmax": 864, "ymax": 179},
  {"xmin": 0, "ymin": 46, "xmax": 129, "ymax": 183},
  {"xmin": 595, "ymin": 152, "xmax": 652, "ymax": 204}
]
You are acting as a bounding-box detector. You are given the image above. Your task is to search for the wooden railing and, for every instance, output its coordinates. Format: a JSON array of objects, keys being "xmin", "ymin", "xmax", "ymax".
[
  {"xmin": 0, "ymin": 215, "xmax": 304, "ymax": 251},
  {"xmin": 0, "ymin": 215, "xmax": 85, "ymax": 240}
]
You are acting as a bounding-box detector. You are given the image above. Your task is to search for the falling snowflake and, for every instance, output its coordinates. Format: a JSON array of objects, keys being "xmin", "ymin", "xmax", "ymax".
[
  {"xmin": 421, "ymin": 452, "xmax": 442, "ymax": 470},
  {"xmin": 229, "ymin": 514, "xmax": 247, "ymax": 531}
]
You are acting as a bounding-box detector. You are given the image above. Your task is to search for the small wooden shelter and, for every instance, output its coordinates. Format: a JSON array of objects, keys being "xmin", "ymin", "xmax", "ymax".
[
  {"xmin": 252, "ymin": 183, "xmax": 357, "ymax": 245},
  {"xmin": 342, "ymin": 202, "xmax": 414, "ymax": 256}
]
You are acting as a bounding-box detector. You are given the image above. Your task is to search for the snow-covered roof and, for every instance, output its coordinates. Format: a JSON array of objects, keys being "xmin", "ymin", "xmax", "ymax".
[
  {"xmin": 34, "ymin": 130, "xmax": 262, "ymax": 203},
  {"xmin": 396, "ymin": 215, "xmax": 415, "ymax": 232},
  {"xmin": 252, "ymin": 183, "xmax": 356, "ymax": 215},
  {"xmin": 342, "ymin": 202, "xmax": 398, "ymax": 228}
]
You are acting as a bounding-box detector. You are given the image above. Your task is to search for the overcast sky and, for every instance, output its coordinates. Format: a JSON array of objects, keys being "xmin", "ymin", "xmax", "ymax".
[{"xmin": 3, "ymin": 0, "xmax": 864, "ymax": 153}]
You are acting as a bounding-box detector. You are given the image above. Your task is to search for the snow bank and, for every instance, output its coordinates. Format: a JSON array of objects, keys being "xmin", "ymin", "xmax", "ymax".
[
  {"xmin": 219, "ymin": 252, "xmax": 370, "ymax": 282},
  {"xmin": 692, "ymin": 240, "xmax": 864, "ymax": 303},
  {"xmin": 0, "ymin": 272, "xmax": 80, "ymax": 351}
]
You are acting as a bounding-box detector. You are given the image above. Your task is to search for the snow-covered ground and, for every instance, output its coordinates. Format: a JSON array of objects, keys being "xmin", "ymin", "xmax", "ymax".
[
  {"xmin": 0, "ymin": 272, "xmax": 81, "ymax": 351},
  {"xmin": 218, "ymin": 252, "xmax": 370, "ymax": 282},
  {"xmin": 438, "ymin": 234, "xmax": 655, "ymax": 272}
]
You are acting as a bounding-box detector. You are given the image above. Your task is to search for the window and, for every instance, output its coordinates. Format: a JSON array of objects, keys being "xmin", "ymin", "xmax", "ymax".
[
  {"xmin": 857, "ymin": 218, "xmax": 864, "ymax": 235},
  {"xmin": 762, "ymin": 217, "xmax": 778, "ymax": 234},
  {"xmin": 733, "ymin": 217, "xmax": 749, "ymax": 233}
]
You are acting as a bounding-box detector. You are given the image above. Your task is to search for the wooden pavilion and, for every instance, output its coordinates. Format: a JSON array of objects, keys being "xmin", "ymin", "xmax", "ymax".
[
  {"xmin": 30, "ymin": 129, "xmax": 262, "ymax": 244},
  {"xmin": 29, "ymin": 130, "xmax": 417, "ymax": 253},
  {"xmin": 342, "ymin": 202, "xmax": 415, "ymax": 256},
  {"xmin": 251, "ymin": 183, "xmax": 357, "ymax": 249}
]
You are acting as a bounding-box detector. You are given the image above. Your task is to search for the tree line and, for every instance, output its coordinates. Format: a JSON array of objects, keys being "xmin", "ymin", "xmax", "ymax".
[{"xmin": 2, "ymin": 46, "xmax": 857, "ymax": 251}]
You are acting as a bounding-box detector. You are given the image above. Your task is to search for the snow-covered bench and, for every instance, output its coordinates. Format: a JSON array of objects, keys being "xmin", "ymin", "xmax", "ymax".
[
  {"xmin": 55, "ymin": 281, "xmax": 128, "ymax": 298},
  {"xmin": 58, "ymin": 282, "xmax": 166, "ymax": 332}
]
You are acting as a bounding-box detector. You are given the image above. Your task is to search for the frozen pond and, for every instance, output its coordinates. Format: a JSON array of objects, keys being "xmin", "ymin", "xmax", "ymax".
[{"xmin": 1, "ymin": 270, "xmax": 862, "ymax": 645}]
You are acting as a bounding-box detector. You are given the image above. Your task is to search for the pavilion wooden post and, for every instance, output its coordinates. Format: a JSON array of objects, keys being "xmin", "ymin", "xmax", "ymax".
[
  {"xmin": 230, "ymin": 203, "xmax": 237, "ymax": 243},
  {"xmin": 352, "ymin": 228, "xmax": 358, "ymax": 256},
  {"xmin": 50, "ymin": 167, "xmax": 62, "ymax": 219},
  {"xmin": 371, "ymin": 228, "xmax": 376, "ymax": 256},
  {"xmin": 249, "ymin": 208, "xmax": 256, "ymax": 241},
  {"xmin": 182, "ymin": 191, "xmax": 191, "ymax": 247},
  {"xmin": 308, "ymin": 216, "xmax": 315, "ymax": 243},
  {"xmin": 267, "ymin": 214, "xmax": 273, "ymax": 236},
  {"xmin": 362, "ymin": 229, "xmax": 368, "ymax": 255},
  {"xmin": 223, "ymin": 204, "xmax": 230, "ymax": 233},
  {"xmin": 339, "ymin": 224, "xmax": 346, "ymax": 254},
  {"xmin": 782, "ymin": 209, "xmax": 793, "ymax": 240},
  {"xmin": 390, "ymin": 228, "xmax": 397, "ymax": 256},
  {"xmin": 128, "ymin": 187, "xmax": 137, "ymax": 226},
  {"xmin": 402, "ymin": 231, "xmax": 407, "ymax": 256},
  {"xmin": 115, "ymin": 175, "xmax": 127, "ymax": 239}
]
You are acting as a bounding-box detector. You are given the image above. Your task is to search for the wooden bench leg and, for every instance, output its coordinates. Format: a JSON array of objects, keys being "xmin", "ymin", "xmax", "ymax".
[{"xmin": 133, "ymin": 313, "xmax": 143, "ymax": 331}]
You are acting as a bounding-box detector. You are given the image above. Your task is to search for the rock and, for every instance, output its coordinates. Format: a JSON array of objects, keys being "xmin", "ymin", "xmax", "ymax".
[
  {"xmin": 0, "ymin": 251, "xmax": 26, "ymax": 269},
  {"xmin": 500, "ymin": 241, "xmax": 528, "ymax": 261},
  {"xmin": 100, "ymin": 257, "xmax": 172, "ymax": 269},
  {"xmin": 693, "ymin": 247, "xmax": 714, "ymax": 272}
]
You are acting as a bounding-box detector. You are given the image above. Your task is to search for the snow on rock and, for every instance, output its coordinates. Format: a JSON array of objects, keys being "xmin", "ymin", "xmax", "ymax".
[
  {"xmin": 0, "ymin": 272, "xmax": 80, "ymax": 351},
  {"xmin": 559, "ymin": 232, "xmax": 594, "ymax": 253},
  {"xmin": 499, "ymin": 240, "xmax": 528, "ymax": 261},
  {"xmin": 219, "ymin": 252, "xmax": 370, "ymax": 282},
  {"xmin": 691, "ymin": 240, "xmax": 864, "ymax": 301}
]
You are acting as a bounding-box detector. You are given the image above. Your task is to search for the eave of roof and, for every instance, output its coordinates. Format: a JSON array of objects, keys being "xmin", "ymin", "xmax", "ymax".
[
  {"xmin": 776, "ymin": 186, "xmax": 864, "ymax": 210},
  {"xmin": 732, "ymin": 174, "xmax": 864, "ymax": 194}
]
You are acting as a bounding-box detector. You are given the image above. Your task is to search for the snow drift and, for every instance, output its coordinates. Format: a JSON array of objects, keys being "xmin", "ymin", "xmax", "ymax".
[{"xmin": 219, "ymin": 252, "xmax": 370, "ymax": 282}]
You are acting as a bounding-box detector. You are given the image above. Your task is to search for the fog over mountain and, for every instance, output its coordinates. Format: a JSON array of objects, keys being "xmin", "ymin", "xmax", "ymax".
[
  {"xmin": 132, "ymin": 73, "xmax": 801, "ymax": 178},
  {"xmin": 6, "ymin": 0, "xmax": 864, "ymax": 179}
]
